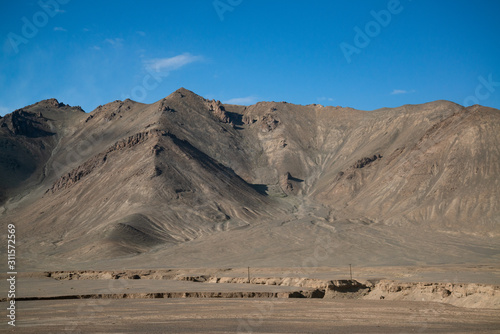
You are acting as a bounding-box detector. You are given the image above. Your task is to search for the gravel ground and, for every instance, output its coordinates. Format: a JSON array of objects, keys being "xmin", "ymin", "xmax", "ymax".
[{"xmin": 2, "ymin": 298, "xmax": 499, "ymax": 333}]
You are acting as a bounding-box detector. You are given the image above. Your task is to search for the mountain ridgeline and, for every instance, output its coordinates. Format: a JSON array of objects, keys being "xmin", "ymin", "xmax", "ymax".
[{"xmin": 1, "ymin": 88, "xmax": 499, "ymax": 270}]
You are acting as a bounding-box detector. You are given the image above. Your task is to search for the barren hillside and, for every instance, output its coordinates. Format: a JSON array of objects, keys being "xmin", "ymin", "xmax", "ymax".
[{"xmin": 1, "ymin": 88, "xmax": 499, "ymax": 270}]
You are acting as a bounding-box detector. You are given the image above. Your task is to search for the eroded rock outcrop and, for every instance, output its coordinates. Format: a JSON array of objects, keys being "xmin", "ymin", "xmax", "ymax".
[
  {"xmin": 208, "ymin": 100, "xmax": 230, "ymax": 123},
  {"xmin": 280, "ymin": 172, "xmax": 294, "ymax": 194},
  {"xmin": 0, "ymin": 109, "xmax": 54, "ymax": 138},
  {"xmin": 49, "ymin": 130, "xmax": 167, "ymax": 193},
  {"xmin": 158, "ymin": 98, "xmax": 175, "ymax": 112},
  {"xmin": 353, "ymin": 154, "xmax": 382, "ymax": 169},
  {"xmin": 260, "ymin": 113, "xmax": 280, "ymax": 132}
]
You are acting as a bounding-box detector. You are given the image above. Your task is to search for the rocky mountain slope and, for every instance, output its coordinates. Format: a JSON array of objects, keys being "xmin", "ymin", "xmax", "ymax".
[{"xmin": 0, "ymin": 88, "xmax": 499, "ymax": 270}]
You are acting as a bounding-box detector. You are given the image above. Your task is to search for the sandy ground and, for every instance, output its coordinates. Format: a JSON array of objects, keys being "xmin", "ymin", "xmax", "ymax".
[{"xmin": 1, "ymin": 299, "xmax": 499, "ymax": 333}]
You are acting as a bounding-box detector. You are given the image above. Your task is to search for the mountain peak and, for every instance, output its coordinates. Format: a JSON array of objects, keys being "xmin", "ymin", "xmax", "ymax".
[
  {"xmin": 168, "ymin": 87, "xmax": 202, "ymax": 100},
  {"xmin": 34, "ymin": 98, "xmax": 66, "ymax": 108},
  {"xmin": 24, "ymin": 98, "xmax": 85, "ymax": 113}
]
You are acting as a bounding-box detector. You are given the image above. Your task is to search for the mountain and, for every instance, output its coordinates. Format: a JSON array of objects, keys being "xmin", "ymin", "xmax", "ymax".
[{"xmin": 1, "ymin": 88, "xmax": 499, "ymax": 270}]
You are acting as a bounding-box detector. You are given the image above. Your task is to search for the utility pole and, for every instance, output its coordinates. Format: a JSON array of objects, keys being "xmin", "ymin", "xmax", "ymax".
[
  {"xmin": 247, "ymin": 266, "xmax": 250, "ymax": 283},
  {"xmin": 349, "ymin": 264, "xmax": 352, "ymax": 280}
]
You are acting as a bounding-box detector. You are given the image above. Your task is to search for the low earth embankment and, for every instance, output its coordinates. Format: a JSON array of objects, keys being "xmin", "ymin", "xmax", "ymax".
[{"xmin": 1, "ymin": 269, "xmax": 498, "ymax": 309}]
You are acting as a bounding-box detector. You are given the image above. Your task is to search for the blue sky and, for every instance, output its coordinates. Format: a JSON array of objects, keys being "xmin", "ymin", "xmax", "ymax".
[{"xmin": 1, "ymin": 0, "xmax": 500, "ymax": 115}]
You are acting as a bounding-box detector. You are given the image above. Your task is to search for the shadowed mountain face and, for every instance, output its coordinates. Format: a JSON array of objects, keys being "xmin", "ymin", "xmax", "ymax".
[{"xmin": 1, "ymin": 89, "xmax": 499, "ymax": 270}]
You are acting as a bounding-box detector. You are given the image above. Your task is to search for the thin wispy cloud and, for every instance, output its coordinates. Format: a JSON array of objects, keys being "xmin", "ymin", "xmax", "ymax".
[
  {"xmin": 53, "ymin": 27, "xmax": 67, "ymax": 32},
  {"xmin": 391, "ymin": 89, "xmax": 415, "ymax": 95},
  {"xmin": 223, "ymin": 96, "xmax": 258, "ymax": 105},
  {"xmin": 145, "ymin": 53, "xmax": 203, "ymax": 75},
  {"xmin": 91, "ymin": 46, "xmax": 101, "ymax": 50},
  {"xmin": 105, "ymin": 38, "xmax": 124, "ymax": 47},
  {"xmin": 137, "ymin": 31, "xmax": 146, "ymax": 37},
  {"xmin": 317, "ymin": 96, "xmax": 334, "ymax": 102}
]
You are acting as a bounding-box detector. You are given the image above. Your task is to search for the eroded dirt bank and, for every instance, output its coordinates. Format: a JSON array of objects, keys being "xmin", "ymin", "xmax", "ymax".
[{"xmin": 2, "ymin": 269, "xmax": 498, "ymax": 309}]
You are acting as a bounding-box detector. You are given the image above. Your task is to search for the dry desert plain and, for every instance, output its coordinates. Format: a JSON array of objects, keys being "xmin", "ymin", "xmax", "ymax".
[{"xmin": 0, "ymin": 266, "xmax": 499, "ymax": 333}]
